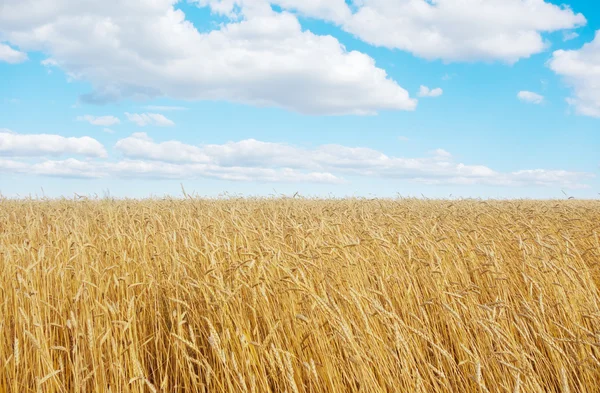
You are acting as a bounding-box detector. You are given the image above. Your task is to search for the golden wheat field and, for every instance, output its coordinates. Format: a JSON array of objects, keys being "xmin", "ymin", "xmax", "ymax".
[{"xmin": 1, "ymin": 198, "xmax": 600, "ymax": 393}]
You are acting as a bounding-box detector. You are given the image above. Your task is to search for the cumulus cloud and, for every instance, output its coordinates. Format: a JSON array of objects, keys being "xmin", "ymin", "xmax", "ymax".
[
  {"xmin": 0, "ymin": 158, "xmax": 27, "ymax": 172},
  {"xmin": 207, "ymin": 0, "xmax": 586, "ymax": 63},
  {"xmin": 116, "ymin": 132, "xmax": 208, "ymax": 162},
  {"xmin": 517, "ymin": 91, "xmax": 544, "ymax": 104},
  {"xmin": 1, "ymin": 157, "xmax": 342, "ymax": 183},
  {"xmin": 418, "ymin": 86, "xmax": 443, "ymax": 98},
  {"xmin": 29, "ymin": 159, "xmax": 106, "ymax": 178},
  {"xmin": 0, "ymin": 43, "xmax": 27, "ymax": 63},
  {"xmin": 509, "ymin": 169, "xmax": 593, "ymax": 188},
  {"xmin": 0, "ymin": 130, "xmax": 107, "ymax": 158},
  {"xmin": 549, "ymin": 31, "xmax": 600, "ymax": 117},
  {"xmin": 77, "ymin": 115, "xmax": 121, "ymax": 126},
  {"xmin": 110, "ymin": 133, "xmax": 593, "ymax": 188},
  {"xmin": 0, "ymin": 132, "xmax": 593, "ymax": 188},
  {"xmin": 0, "ymin": 0, "xmax": 416, "ymax": 115},
  {"xmin": 198, "ymin": 0, "xmax": 352, "ymax": 24},
  {"xmin": 234, "ymin": 0, "xmax": 585, "ymax": 63},
  {"xmin": 105, "ymin": 161, "xmax": 341, "ymax": 183},
  {"xmin": 349, "ymin": 0, "xmax": 585, "ymax": 63},
  {"xmin": 125, "ymin": 113, "xmax": 175, "ymax": 127}
]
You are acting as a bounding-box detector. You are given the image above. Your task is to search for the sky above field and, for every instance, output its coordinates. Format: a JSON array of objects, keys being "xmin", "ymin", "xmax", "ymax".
[{"xmin": 0, "ymin": 0, "xmax": 599, "ymax": 199}]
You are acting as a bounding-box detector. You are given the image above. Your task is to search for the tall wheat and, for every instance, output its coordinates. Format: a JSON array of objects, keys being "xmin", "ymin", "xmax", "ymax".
[{"xmin": 1, "ymin": 198, "xmax": 599, "ymax": 392}]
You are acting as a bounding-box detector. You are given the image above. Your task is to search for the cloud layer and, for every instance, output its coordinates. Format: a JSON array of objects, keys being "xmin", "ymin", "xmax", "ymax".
[
  {"xmin": 113, "ymin": 133, "xmax": 593, "ymax": 188},
  {"xmin": 1, "ymin": 131, "xmax": 591, "ymax": 188}
]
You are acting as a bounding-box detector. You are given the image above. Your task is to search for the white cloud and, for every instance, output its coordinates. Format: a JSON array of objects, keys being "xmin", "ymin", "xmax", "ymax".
[
  {"xmin": 125, "ymin": 113, "xmax": 175, "ymax": 127},
  {"xmin": 0, "ymin": 158, "xmax": 29, "ymax": 174},
  {"xmin": 196, "ymin": 0, "xmax": 351, "ymax": 24},
  {"xmin": 340, "ymin": 0, "xmax": 585, "ymax": 63},
  {"xmin": 105, "ymin": 160, "xmax": 342, "ymax": 183},
  {"xmin": 77, "ymin": 115, "xmax": 121, "ymax": 126},
  {"xmin": 563, "ymin": 31, "xmax": 579, "ymax": 42},
  {"xmin": 418, "ymin": 86, "xmax": 443, "ymax": 98},
  {"xmin": 110, "ymin": 133, "xmax": 593, "ymax": 188},
  {"xmin": 0, "ymin": 130, "xmax": 107, "ymax": 158},
  {"xmin": 235, "ymin": 0, "xmax": 585, "ymax": 63},
  {"xmin": 265, "ymin": 0, "xmax": 351, "ymax": 24},
  {"xmin": 0, "ymin": 0, "xmax": 416, "ymax": 115},
  {"xmin": 398, "ymin": 136, "xmax": 409, "ymax": 142},
  {"xmin": 548, "ymin": 31, "xmax": 600, "ymax": 117},
  {"xmin": 517, "ymin": 91, "xmax": 544, "ymax": 104},
  {"xmin": 0, "ymin": 157, "xmax": 342, "ymax": 183},
  {"xmin": 29, "ymin": 159, "xmax": 106, "ymax": 178},
  {"xmin": 0, "ymin": 132, "xmax": 593, "ymax": 188},
  {"xmin": 103, "ymin": 128, "xmax": 115, "ymax": 134},
  {"xmin": 0, "ymin": 42, "xmax": 27, "ymax": 63},
  {"xmin": 509, "ymin": 169, "xmax": 593, "ymax": 188},
  {"xmin": 115, "ymin": 132, "xmax": 209, "ymax": 162}
]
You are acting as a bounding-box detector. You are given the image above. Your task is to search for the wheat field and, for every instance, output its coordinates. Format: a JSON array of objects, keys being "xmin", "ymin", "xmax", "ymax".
[{"xmin": 1, "ymin": 198, "xmax": 600, "ymax": 392}]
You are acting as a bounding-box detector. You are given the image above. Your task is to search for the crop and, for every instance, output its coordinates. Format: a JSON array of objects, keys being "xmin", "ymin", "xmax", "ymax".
[{"xmin": 1, "ymin": 198, "xmax": 599, "ymax": 392}]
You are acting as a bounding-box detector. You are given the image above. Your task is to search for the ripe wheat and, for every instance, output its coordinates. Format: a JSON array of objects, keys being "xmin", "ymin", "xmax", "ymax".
[{"xmin": 1, "ymin": 198, "xmax": 599, "ymax": 392}]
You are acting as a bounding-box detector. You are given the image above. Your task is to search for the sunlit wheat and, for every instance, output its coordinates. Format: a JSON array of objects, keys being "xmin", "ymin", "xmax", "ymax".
[{"xmin": 1, "ymin": 197, "xmax": 599, "ymax": 392}]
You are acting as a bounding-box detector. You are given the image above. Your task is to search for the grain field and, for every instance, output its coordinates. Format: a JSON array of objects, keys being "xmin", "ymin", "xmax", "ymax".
[{"xmin": 1, "ymin": 198, "xmax": 599, "ymax": 392}]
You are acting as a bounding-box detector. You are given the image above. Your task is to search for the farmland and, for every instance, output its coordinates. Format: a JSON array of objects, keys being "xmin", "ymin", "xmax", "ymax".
[{"xmin": 1, "ymin": 198, "xmax": 599, "ymax": 392}]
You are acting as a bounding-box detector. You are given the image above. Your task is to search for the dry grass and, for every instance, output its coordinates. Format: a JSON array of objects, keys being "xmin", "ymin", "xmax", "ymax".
[{"xmin": 1, "ymin": 197, "xmax": 600, "ymax": 392}]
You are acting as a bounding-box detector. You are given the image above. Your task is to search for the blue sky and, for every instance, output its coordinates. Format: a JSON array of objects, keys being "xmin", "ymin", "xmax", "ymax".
[{"xmin": 0, "ymin": 0, "xmax": 598, "ymax": 198}]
